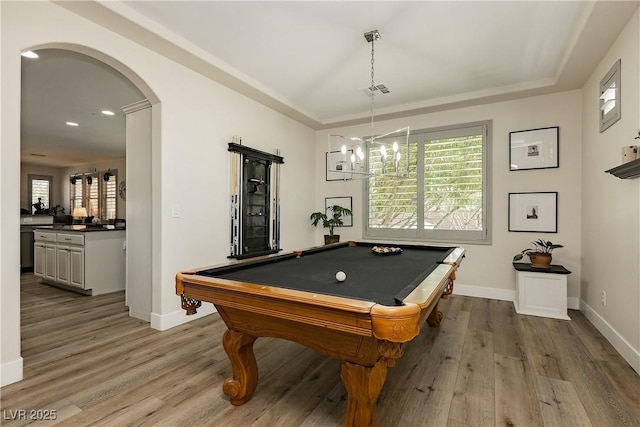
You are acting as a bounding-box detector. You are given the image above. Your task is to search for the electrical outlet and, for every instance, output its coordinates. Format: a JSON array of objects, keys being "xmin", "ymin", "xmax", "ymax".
[{"xmin": 601, "ymin": 290, "xmax": 607, "ymax": 306}]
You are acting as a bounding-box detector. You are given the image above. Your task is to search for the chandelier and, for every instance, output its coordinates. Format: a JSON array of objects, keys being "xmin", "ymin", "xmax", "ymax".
[{"xmin": 328, "ymin": 29, "xmax": 410, "ymax": 179}]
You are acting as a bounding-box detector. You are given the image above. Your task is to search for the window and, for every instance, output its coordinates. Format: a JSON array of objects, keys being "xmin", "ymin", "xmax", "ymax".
[
  {"xmin": 70, "ymin": 170, "xmax": 118, "ymax": 221},
  {"xmin": 70, "ymin": 175, "xmax": 83, "ymax": 211},
  {"xmin": 28, "ymin": 174, "xmax": 52, "ymax": 214},
  {"xmin": 87, "ymin": 173, "xmax": 99, "ymax": 218},
  {"xmin": 599, "ymin": 59, "xmax": 621, "ymax": 133},
  {"xmin": 366, "ymin": 121, "xmax": 491, "ymax": 244},
  {"xmin": 102, "ymin": 173, "xmax": 117, "ymax": 220}
]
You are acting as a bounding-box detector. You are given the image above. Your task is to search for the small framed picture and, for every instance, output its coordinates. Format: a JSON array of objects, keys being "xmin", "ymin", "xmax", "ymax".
[
  {"xmin": 509, "ymin": 127, "xmax": 559, "ymax": 171},
  {"xmin": 325, "ymin": 196, "xmax": 352, "ymax": 227},
  {"xmin": 326, "ymin": 150, "xmax": 353, "ymax": 181},
  {"xmin": 508, "ymin": 192, "xmax": 558, "ymax": 233}
]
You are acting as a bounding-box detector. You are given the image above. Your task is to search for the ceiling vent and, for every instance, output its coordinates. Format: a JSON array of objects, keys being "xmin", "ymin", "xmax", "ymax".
[{"xmin": 362, "ymin": 84, "xmax": 390, "ymax": 97}]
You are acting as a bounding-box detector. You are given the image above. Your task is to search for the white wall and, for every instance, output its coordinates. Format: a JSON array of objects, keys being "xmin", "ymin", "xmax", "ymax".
[
  {"xmin": 317, "ymin": 90, "xmax": 583, "ymax": 304},
  {"xmin": 1, "ymin": 0, "xmax": 24, "ymax": 386},
  {"xmin": 152, "ymin": 52, "xmax": 317, "ymax": 326},
  {"xmin": 1, "ymin": 1, "xmax": 317, "ymax": 386},
  {"xmin": 580, "ymin": 10, "xmax": 639, "ymax": 373},
  {"xmin": 125, "ymin": 103, "xmax": 152, "ymax": 321}
]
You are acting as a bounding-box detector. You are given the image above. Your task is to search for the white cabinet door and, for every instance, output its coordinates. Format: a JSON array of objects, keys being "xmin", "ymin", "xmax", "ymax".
[
  {"xmin": 44, "ymin": 243, "xmax": 57, "ymax": 281},
  {"xmin": 56, "ymin": 245, "xmax": 70, "ymax": 284},
  {"xmin": 34, "ymin": 242, "xmax": 46, "ymax": 277},
  {"xmin": 69, "ymin": 247, "xmax": 85, "ymax": 289}
]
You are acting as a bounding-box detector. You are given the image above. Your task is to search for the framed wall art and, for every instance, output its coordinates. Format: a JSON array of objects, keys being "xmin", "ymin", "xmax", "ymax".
[
  {"xmin": 509, "ymin": 127, "xmax": 559, "ymax": 171},
  {"xmin": 326, "ymin": 150, "xmax": 353, "ymax": 181},
  {"xmin": 508, "ymin": 192, "xmax": 558, "ymax": 233},
  {"xmin": 325, "ymin": 196, "xmax": 352, "ymax": 227}
]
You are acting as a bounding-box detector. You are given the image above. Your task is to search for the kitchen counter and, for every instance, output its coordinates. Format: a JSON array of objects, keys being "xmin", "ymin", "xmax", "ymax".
[
  {"xmin": 34, "ymin": 228, "xmax": 126, "ymax": 295},
  {"xmin": 35, "ymin": 225, "xmax": 126, "ymax": 232}
]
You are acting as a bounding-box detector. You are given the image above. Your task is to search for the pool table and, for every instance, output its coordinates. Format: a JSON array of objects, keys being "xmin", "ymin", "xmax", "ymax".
[{"xmin": 176, "ymin": 241, "xmax": 464, "ymax": 426}]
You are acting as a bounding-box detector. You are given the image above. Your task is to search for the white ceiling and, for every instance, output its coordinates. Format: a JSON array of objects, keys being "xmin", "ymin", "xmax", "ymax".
[
  {"xmin": 122, "ymin": 1, "xmax": 590, "ymax": 122},
  {"xmin": 20, "ymin": 1, "xmax": 639, "ymax": 167},
  {"xmin": 21, "ymin": 49, "xmax": 144, "ymax": 167}
]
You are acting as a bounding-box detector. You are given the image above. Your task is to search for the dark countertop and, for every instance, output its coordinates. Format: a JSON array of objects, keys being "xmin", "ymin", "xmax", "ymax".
[
  {"xmin": 513, "ymin": 262, "xmax": 571, "ymax": 274},
  {"xmin": 35, "ymin": 225, "xmax": 126, "ymax": 233}
]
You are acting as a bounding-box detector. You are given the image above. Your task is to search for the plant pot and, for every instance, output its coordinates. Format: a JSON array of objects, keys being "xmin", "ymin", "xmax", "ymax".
[
  {"xmin": 324, "ymin": 235, "xmax": 340, "ymax": 245},
  {"xmin": 528, "ymin": 252, "xmax": 552, "ymax": 269}
]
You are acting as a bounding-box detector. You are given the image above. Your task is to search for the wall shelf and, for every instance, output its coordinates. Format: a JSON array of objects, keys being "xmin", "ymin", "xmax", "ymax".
[{"xmin": 605, "ymin": 158, "xmax": 640, "ymax": 179}]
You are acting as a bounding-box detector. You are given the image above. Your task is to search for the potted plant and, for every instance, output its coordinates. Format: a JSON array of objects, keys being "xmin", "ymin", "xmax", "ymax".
[
  {"xmin": 310, "ymin": 205, "xmax": 353, "ymax": 244},
  {"xmin": 513, "ymin": 239, "xmax": 563, "ymax": 269}
]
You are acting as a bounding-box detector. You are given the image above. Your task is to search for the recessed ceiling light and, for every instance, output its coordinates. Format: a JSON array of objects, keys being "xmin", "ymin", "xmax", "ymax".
[
  {"xmin": 101, "ymin": 110, "xmax": 115, "ymax": 116},
  {"xmin": 66, "ymin": 122, "xmax": 79, "ymax": 127},
  {"xmin": 21, "ymin": 51, "xmax": 39, "ymax": 59}
]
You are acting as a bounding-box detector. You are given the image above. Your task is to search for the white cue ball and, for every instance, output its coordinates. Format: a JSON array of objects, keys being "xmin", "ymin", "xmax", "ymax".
[{"xmin": 335, "ymin": 271, "xmax": 347, "ymax": 282}]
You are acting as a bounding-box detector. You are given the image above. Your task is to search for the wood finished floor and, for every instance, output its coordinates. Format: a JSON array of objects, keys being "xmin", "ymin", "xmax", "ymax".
[{"xmin": 1, "ymin": 274, "xmax": 639, "ymax": 426}]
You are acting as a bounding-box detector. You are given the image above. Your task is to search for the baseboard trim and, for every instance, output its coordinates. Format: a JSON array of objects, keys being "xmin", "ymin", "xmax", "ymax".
[
  {"xmin": 150, "ymin": 304, "xmax": 217, "ymax": 331},
  {"xmin": 580, "ymin": 300, "xmax": 640, "ymax": 375},
  {"xmin": 453, "ymin": 283, "xmax": 515, "ymax": 302},
  {"xmin": 453, "ymin": 283, "xmax": 580, "ymax": 310},
  {"xmin": 1, "ymin": 357, "xmax": 23, "ymax": 386},
  {"xmin": 129, "ymin": 308, "xmax": 151, "ymax": 323},
  {"xmin": 567, "ymin": 296, "xmax": 580, "ymax": 310}
]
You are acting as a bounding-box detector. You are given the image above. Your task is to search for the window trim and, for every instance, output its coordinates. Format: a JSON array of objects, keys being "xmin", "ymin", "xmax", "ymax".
[
  {"xmin": 364, "ymin": 120, "xmax": 492, "ymax": 245},
  {"xmin": 101, "ymin": 172, "xmax": 118, "ymax": 220},
  {"xmin": 27, "ymin": 174, "xmax": 53, "ymax": 213}
]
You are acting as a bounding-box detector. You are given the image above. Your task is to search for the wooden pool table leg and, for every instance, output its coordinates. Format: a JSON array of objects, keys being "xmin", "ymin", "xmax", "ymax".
[
  {"xmin": 441, "ymin": 275, "xmax": 455, "ymax": 299},
  {"xmin": 341, "ymin": 360, "xmax": 388, "ymax": 427},
  {"xmin": 427, "ymin": 301, "xmax": 444, "ymax": 327},
  {"xmin": 222, "ymin": 329, "xmax": 259, "ymax": 406},
  {"xmin": 429, "ymin": 274, "xmax": 455, "ymax": 325}
]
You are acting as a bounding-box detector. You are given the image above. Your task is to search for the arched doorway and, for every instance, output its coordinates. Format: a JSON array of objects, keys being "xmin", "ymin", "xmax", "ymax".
[{"xmin": 20, "ymin": 44, "xmax": 159, "ymax": 321}]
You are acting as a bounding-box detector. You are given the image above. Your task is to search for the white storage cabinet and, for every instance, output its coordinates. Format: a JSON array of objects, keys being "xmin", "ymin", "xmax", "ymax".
[
  {"xmin": 513, "ymin": 263, "xmax": 571, "ymax": 321},
  {"xmin": 34, "ymin": 229, "xmax": 125, "ymax": 295}
]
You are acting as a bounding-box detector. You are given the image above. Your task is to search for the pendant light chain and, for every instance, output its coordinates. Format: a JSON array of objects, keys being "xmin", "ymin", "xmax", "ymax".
[
  {"xmin": 326, "ymin": 29, "xmax": 409, "ymax": 181},
  {"xmin": 370, "ymin": 36, "xmax": 376, "ymax": 142}
]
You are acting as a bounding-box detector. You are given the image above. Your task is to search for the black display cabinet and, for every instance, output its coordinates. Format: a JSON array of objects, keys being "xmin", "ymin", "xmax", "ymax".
[{"xmin": 228, "ymin": 143, "xmax": 284, "ymax": 259}]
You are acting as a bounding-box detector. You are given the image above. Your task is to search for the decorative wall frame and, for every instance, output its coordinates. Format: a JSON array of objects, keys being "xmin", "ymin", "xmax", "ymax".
[
  {"xmin": 508, "ymin": 192, "xmax": 557, "ymax": 233},
  {"xmin": 509, "ymin": 127, "xmax": 559, "ymax": 171},
  {"xmin": 326, "ymin": 150, "xmax": 353, "ymax": 181},
  {"xmin": 599, "ymin": 59, "xmax": 621, "ymax": 133},
  {"xmin": 325, "ymin": 196, "xmax": 352, "ymax": 227}
]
